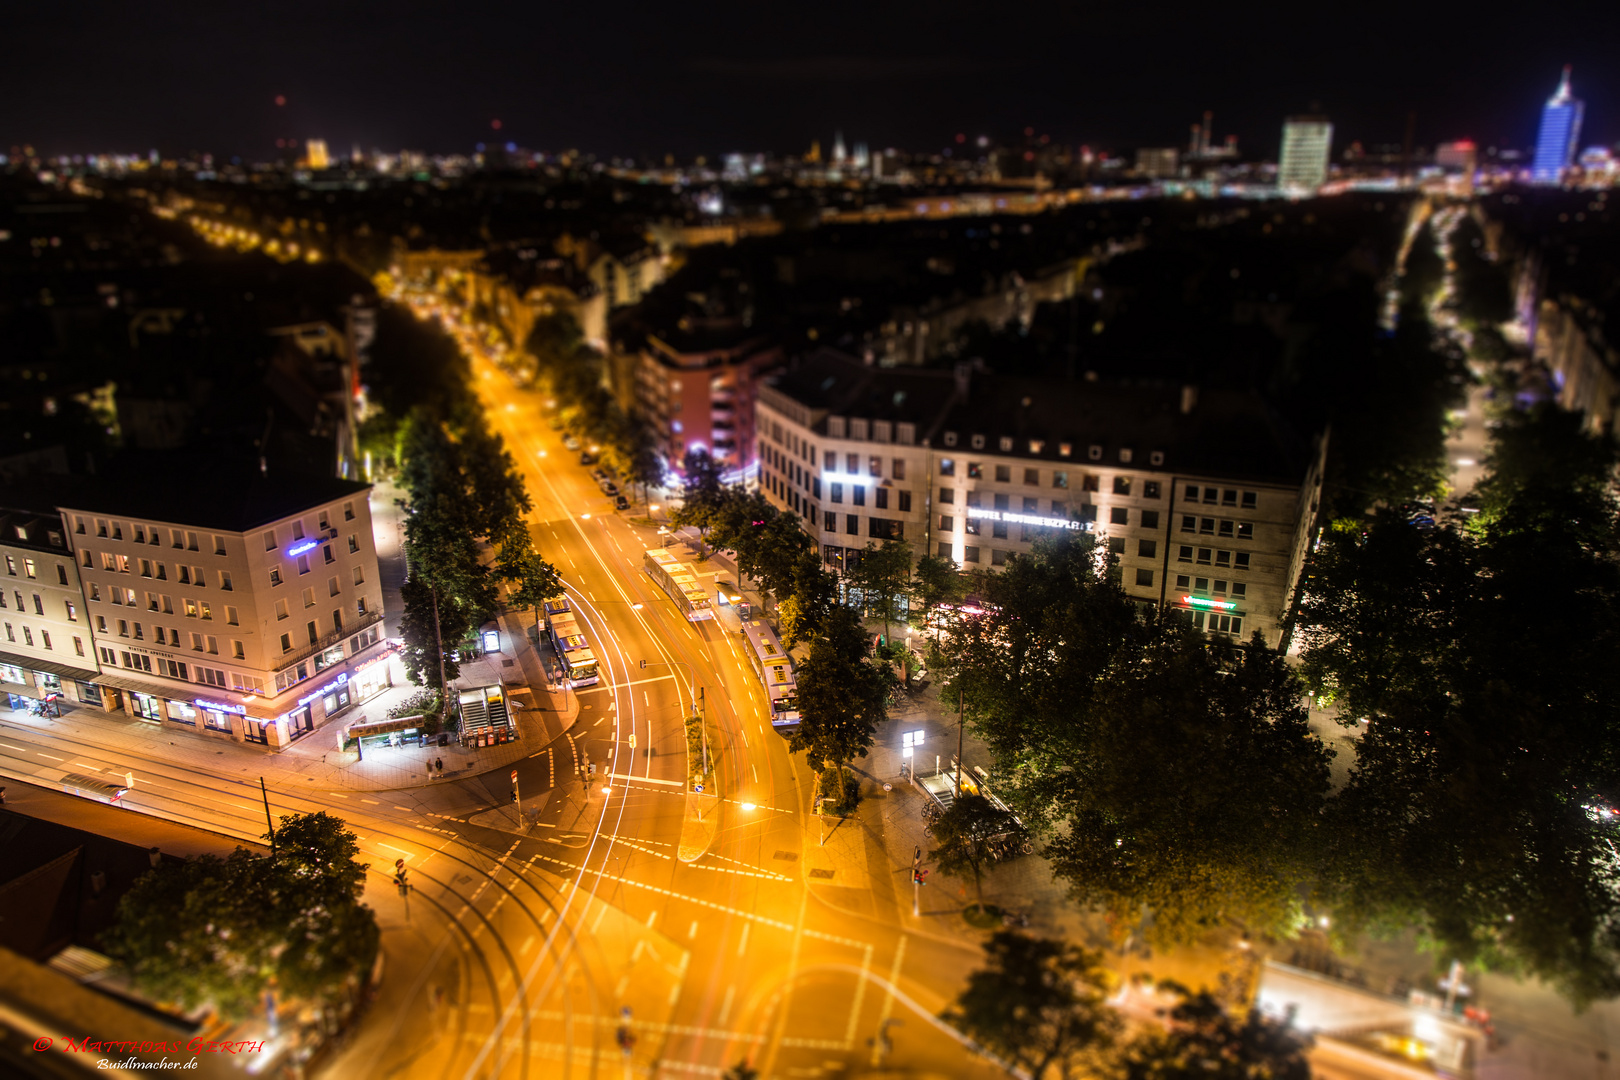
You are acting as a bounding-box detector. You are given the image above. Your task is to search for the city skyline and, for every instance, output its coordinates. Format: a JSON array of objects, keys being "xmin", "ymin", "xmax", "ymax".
[{"xmin": 5, "ymin": 2, "xmax": 1619, "ymax": 160}]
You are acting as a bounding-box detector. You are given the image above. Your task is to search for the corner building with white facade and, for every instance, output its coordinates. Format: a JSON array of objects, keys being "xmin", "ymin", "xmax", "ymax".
[
  {"xmin": 59, "ymin": 474, "xmax": 391, "ymax": 747},
  {"xmin": 755, "ymin": 350, "xmax": 1327, "ymax": 648},
  {"xmin": 0, "ymin": 506, "xmax": 103, "ymax": 710}
]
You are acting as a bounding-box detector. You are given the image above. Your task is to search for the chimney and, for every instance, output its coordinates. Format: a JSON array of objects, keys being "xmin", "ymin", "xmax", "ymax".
[{"xmin": 1180, "ymin": 385, "xmax": 1199, "ymax": 414}]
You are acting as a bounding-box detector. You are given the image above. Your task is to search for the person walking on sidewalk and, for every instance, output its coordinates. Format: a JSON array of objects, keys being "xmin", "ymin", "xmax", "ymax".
[
  {"xmin": 427, "ymin": 759, "xmax": 436, "ymax": 779},
  {"xmin": 435, "ymin": 756, "xmax": 444, "ymax": 775}
]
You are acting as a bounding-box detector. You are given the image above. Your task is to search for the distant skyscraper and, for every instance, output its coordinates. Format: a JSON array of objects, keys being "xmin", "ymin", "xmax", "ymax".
[
  {"xmin": 1278, "ymin": 117, "xmax": 1333, "ymax": 193},
  {"xmin": 833, "ymin": 131, "xmax": 847, "ymax": 165},
  {"xmin": 305, "ymin": 138, "xmax": 330, "ymax": 170},
  {"xmin": 1532, "ymin": 66, "xmax": 1584, "ymax": 184}
]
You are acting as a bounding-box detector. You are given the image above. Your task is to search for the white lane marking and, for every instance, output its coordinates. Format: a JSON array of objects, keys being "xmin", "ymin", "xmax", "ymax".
[
  {"xmin": 605, "ymin": 773, "xmax": 682, "ymax": 787},
  {"xmin": 0, "ymin": 742, "xmax": 29, "ymax": 751},
  {"xmin": 737, "ymin": 923, "xmax": 751, "ymax": 958},
  {"xmin": 360, "ymin": 798, "xmax": 379, "ymax": 804},
  {"xmin": 688, "ymin": 919, "xmax": 699, "ymax": 940},
  {"xmin": 752, "ymin": 763, "xmax": 759, "ymax": 783},
  {"xmin": 720, "ymin": 985, "xmax": 736, "ymax": 1025},
  {"xmin": 36, "ymin": 753, "xmax": 65, "ymax": 761}
]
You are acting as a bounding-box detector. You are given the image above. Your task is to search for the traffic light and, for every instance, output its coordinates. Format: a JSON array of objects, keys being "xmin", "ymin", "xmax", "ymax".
[
  {"xmin": 912, "ymin": 868, "xmax": 929, "ymax": 885},
  {"xmin": 511, "ymin": 786, "xmax": 519, "ymax": 803},
  {"xmin": 394, "ymin": 858, "xmax": 409, "ymax": 896}
]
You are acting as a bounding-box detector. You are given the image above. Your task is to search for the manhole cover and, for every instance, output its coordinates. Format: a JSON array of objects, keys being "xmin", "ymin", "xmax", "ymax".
[
  {"xmin": 773, "ymin": 851, "xmax": 799, "ymax": 862},
  {"xmin": 454, "ymin": 874, "xmax": 474, "ymax": 885},
  {"xmin": 808, "ymin": 868, "xmax": 835, "ymax": 879}
]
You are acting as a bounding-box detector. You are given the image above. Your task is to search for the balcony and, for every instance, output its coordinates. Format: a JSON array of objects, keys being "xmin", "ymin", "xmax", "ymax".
[{"xmin": 274, "ymin": 609, "xmax": 383, "ymax": 673}]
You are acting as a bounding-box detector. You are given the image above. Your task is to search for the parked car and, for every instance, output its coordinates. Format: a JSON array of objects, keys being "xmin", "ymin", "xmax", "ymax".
[
  {"xmin": 590, "ymin": 468, "xmax": 609, "ymax": 483},
  {"xmin": 579, "ymin": 450, "xmax": 598, "ymax": 465},
  {"xmin": 614, "ymin": 494, "xmax": 630, "ymax": 511},
  {"xmin": 563, "ymin": 434, "xmax": 581, "ymax": 451},
  {"xmin": 600, "ymin": 481, "xmax": 619, "ymax": 497}
]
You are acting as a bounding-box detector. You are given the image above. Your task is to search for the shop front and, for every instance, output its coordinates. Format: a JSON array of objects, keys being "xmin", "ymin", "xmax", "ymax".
[
  {"xmin": 165, "ymin": 699, "xmax": 198, "ymax": 727},
  {"xmin": 127, "ymin": 691, "xmax": 164, "ymax": 723},
  {"xmin": 194, "ymin": 696, "xmax": 250, "ymax": 739},
  {"xmin": 350, "ymin": 651, "xmax": 396, "ymax": 705},
  {"xmin": 1, "ymin": 654, "xmax": 99, "ymax": 713}
]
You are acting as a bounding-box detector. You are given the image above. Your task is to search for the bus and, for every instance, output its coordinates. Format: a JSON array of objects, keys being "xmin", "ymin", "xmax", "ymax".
[
  {"xmin": 741, "ymin": 617, "xmax": 800, "ymax": 734},
  {"xmin": 543, "ymin": 595, "xmax": 601, "ymax": 687},
  {"xmin": 643, "ymin": 548, "xmax": 714, "ymax": 621}
]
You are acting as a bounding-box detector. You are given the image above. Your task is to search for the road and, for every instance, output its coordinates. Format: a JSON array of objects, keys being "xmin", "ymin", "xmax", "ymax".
[{"xmin": 0, "ymin": 293, "xmax": 1001, "ymax": 1080}]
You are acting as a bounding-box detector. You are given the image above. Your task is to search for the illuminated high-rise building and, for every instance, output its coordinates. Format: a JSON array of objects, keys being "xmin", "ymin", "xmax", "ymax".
[
  {"xmin": 1531, "ymin": 66, "xmax": 1583, "ymax": 184},
  {"xmin": 833, "ymin": 131, "xmax": 847, "ymax": 165},
  {"xmin": 305, "ymin": 138, "xmax": 330, "ymax": 170},
  {"xmin": 1278, "ymin": 117, "xmax": 1333, "ymax": 193}
]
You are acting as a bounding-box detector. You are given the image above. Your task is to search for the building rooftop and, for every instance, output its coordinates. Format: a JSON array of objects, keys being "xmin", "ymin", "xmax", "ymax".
[
  {"xmin": 53, "ymin": 456, "xmax": 371, "ymax": 533},
  {"xmin": 0, "ymin": 507, "xmax": 73, "ymax": 554},
  {"xmin": 766, "ymin": 348, "xmax": 1314, "ymax": 485}
]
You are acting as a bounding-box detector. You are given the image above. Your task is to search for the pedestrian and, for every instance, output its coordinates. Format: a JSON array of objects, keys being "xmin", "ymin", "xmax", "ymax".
[
  {"xmin": 435, "ymin": 756, "xmax": 443, "ymax": 774},
  {"xmin": 427, "ymin": 759, "xmax": 435, "ymax": 779}
]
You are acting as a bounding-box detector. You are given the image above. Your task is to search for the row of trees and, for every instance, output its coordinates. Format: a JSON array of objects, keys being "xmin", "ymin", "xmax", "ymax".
[
  {"xmin": 104, "ymin": 813, "xmax": 378, "ymax": 1019},
  {"xmin": 949, "ymin": 930, "xmax": 1309, "ymax": 1080},
  {"xmin": 524, "ymin": 311, "xmax": 664, "ymax": 501},
  {"xmin": 363, "ymin": 304, "xmax": 561, "ymax": 705}
]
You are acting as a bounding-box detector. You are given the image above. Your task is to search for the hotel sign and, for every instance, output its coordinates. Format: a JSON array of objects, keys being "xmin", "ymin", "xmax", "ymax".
[{"xmin": 966, "ymin": 507, "xmax": 1088, "ymax": 531}]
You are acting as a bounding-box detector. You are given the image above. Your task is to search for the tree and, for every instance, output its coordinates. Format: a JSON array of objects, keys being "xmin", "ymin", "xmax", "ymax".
[
  {"xmin": 910, "ymin": 552, "xmax": 967, "ymax": 632},
  {"xmin": 944, "ymin": 930, "xmax": 1119, "ymax": 1080},
  {"xmin": 103, "ymin": 813, "xmax": 378, "ymax": 1021},
  {"xmin": 941, "ymin": 533, "xmax": 1331, "ymax": 946},
  {"xmin": 929, "ymin": 794, "xmax": 1018, "ymax": 905},
  {"xmin": 789, "ymin": 607, "xmax": 892, "ymax": 791},
  {"xmin": 721, "ymin": 1062, "xmax": 758, "ymax": 1080},
  {"xmin": 670, "ymin": 448, "xmax": 728, "ymax": 548},
  {"xmin": 1299, "ymin": 406, "xmax": 1620, "ymax": 1005},
  {"xmin": 1118, "ymin": 988, "xmax": 1310, "ymax": 1080},
  {"xmin": 846, "ymin": 539, "xmax": 913, "ymax": 644},
  {"xmin": 1400, "ymin": 219, "xmax": 1445, "ymax": 306}
]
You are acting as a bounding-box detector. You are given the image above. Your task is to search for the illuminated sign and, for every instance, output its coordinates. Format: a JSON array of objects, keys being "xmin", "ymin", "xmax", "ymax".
[
  {"xmin": 966, "ymin": 507, "xmax": 1088, "ymax": 532},
  {"xmin": 195, "ymin": 698, "xmax": 247, "ymax": 715},
  {"xmin": 286, "ymin": 540, "xmax": 320, "ymax": 557},
  {"xmin": 297, "ymin": 672, "xmax": 349, "ymax": 707},
  {"xmin": 1182, "ymin": 595, "xmax": 1238, "ymax": 611}
]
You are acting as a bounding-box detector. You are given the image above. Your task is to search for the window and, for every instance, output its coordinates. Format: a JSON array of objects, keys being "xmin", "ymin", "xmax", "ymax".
[
  {"xmin": 199, "ymin": 601, "xmax": 212, "ymax": 620},
  {"xmin": 328, "ymin": 575, "xmax": 342, "ymax": 597},
  {"xmin": 1110, "ymin": 507, "xmax": 1128, "ymax": 526},
  {"xmin": 218, "ymin": 570, "xmax": 232, "ymax": 591},
  {"xmin": 1216, "ymin": 550, "xmax": 1231, "ymax": 568},
  {"xmin": 1213, "ymin": 580, "xmax": 1227, "ymax": 594},
  {"xmin": 898, "ymin": 490, "xmax": 912, "ymax": 512},
  {"xmin": 1237, "ymin": 523, "xmax": 1254, "ymax": 540},
  {"xmin": 302, "ymin": 586, "xmax": 316, "ymax": 608},
  {"xmin": 813, "ymin": 477, "xmax": 822, "ymax": 499},
  {"xmin": 1138, "ymin": 540, "xmax": 1157, "ymax": 558},
  {"xmin": 96, "ymin": 615, "xmax": 107, "ymax": 632},
  {"xmin": 1231, "ymin": 583, "xmax": 1247, "ymax": 597},
  {"xmin": 1141, "ymin": 510, "xmax": 1160, "ymax": 530},
  {"xmin": 1081, "ymin": 474, "xmax": 1099, "ymax": 493},
  {"xmin": 963, "ymin": 545, "xmax": 980, "ymax": 564},
  {"xmin": 991, "ymin": 548, "xmax": 1009, "ymax": 566},
  {"xmin": 1197, "ymin": 548, "xmax": 1212, "ymax": 565},
  {"xmin": 1235, "ymin": 553, "xmax": 1251, "ymax": 570},
  {"xmin": 1088, "ymin": 445, "xmax": 1103, "ymax": 461},
  {"xmin": 831, "ymin": 482, "xmax": 843, "ymax": 504},
  {"xmin": 212, "ymin": 535, "xmax": 226, "ymax": 555},
  {"xmin": 74, "ymin": 636, "xmax": 84, "ymax": 656},
  {"xmin": 292, "ymin": 521, "xmax": 306, "ymax": 541},
  {"xmin": 938, "ymin": 542, "xmax": 954, "ymax": 559},
  {"xmin": 1222, "ymin": 489, "xmax": 1238, "ymax": 507},
  {"xmin": 226, "ymin": 606, "xmax": 239, "ymax": 625},
  {"xmin": 357, "ymin": 597, "xmax": 368, "ymax": 616},
  {"xmin": 852, "ymin": 486, "xmax": 865, "ymax": 507},
  {"xmin": 1177, "ymin": 547, "xmax": 1193, "ymax": 563},
  {"xmin": 1143, "ymin": 481, "xmax": 1161, "ymax": 499},
  {"xmin": 971, "ymin": 435, "xmax": 986, "ymax": 450},
  {"xmin": 874, "ymin": 488, "xmax": 888, "ymax": 510},
  {"xmin": 33, "ymin": 594, "xmax": 43, "ymax": 615},
  {"xmin": 275, "ymin": 599, "xmax": 289, "ymax": 620},
  {"xmin": 1053, "ymin": 470, "xmax": 1068, "ymax": 489},
  {"xmin": 80, "ymin": 550, "xmax": 91, "ymax": 568},
  {"xmin": 318, "ymin": 511, "xmax": 330, "ymax": 532},
  {"xmin": 344, "ymin": 501, "xmax": 355, "ymax": 521},
  {"xmin": 1219, "ymin": 520, "xmax": 1234, "ymax": 538},
  {"xmin": 296, "ymin": 555, "xmax": 311, "ymax": 575},
  {"xmin": 846, "ymin": 515, "xmax": 859, "ymax": 536},
  {"xmin": 323, "ymin": 544, "xmax": 335, "ymax": 565},
  {"xmin": 1180, "ymin": 515, "xmax": 1196, "ymax": 532},
  {"xmin": 1176, "ymin": 574, "xmax": 1191, "ymax": 589},
  {"xmin": 1241, "ymin": 491, "xmax": 1257, "ymax": 509},
  {"xmin": 868, "ymin": 455, "xmax": 882, "ymax": 477},
  {"xmin": 993, "ymin": 493, "xmax": 1010, "ymax": 511},
  {"xmin": 1112, "ymin": 476, "xmax": 1132, "ymax": 496},
  {"xmin": 280, "ymin": 633, "xmax": 293, "ymax": 653},
  {"xmin": 21, "ymin": 627, "xmax": 30, "ymax": 646},
  {"xmin": 892, "ymin": 459, "xmax": 906, "ymax": 480},
  {"xmin": 846, "ymin": 453, "xmax": 859, "ymax": 473},
  {"xmin": 1023, "ymin": 468, "xmax": 1040, "ymax": 485},
  {"xmin": 1135, "ymin": 569, "xmax": 1154, "ymax": 587},
  {"xmin": 1023, "ymin": 497, "xmax": 1039, "ymax": 513},
  {"xmin": 233, "ymin": 640, "xmax": 245, "ymax": 659},
  {"xmin": 994, "ymin": 465, "xmax": 1011, "ymax": 483},
  {"xmin": 65, "ymin": 601, "xmax": 76, "ymax": 622},
  {"xmin": 964, "ymin": 516, "xmax": 980, "ymax": 535},
  {"xmin": 117, "ymin": 619, "xmax": 129, "ymax": 637},
  {"xmin": 939, "ymin": 458, "xmax": 955, "ymax": 477},
  {"xmin": 1195, "ymin": 577, "xmax": 1210, "ymax": 592},
  {"xmin": 967, "ymin": 462, "xmax": 983, "ymax": 479},
  {"xmin": 155, "ymin": 562, "xmax": 166, "ymax": 580},
  {"xmin": 1108, "ymin": 537, "xmax": 1126, "ymax": 555},
  {"xmin": 939, "ymin": 487, "xmax": 954, "ymax": 504},
  {"xmin": 183, "ymin": 598, "xmax": 197, "ymax": 618},
  {"xmin": 348, "ymin": 534, "xmax": 359, "ymax": 554},
  {"xmin": 1203, "ymin": 488, "xmax": 1219, "ymax": 505},
  {"xmin": 992, "ymin": 521, "xmax": 1008, "ymax": 539},
  {"xmin": 185, "ymin": 531, "xmax": 198, "ymax": 552},
  {"xmin": 1184, "ymin": 485, "xmax": 1199, "ymax": 501},
  {"xmin": 192, "ymin": 566, "xmax": 205, "ymax": 586},
  {"xmin": 206, "ymin": 635, "xmax": 218, "ymax": 654},
  {"xmin": 306, "ymin": 620, "xmax": 319, "ymax": 645},
  {"xmin": 940, "ymin": 515, "xmax": 955, "ymax": 531},
  {"xmin": 1200, "ymin": 518, "xmax": 1215, "ymax": 535},
  {"xmin": 824, "ymin": 511, "xmax": 836, "ymax": 531}
]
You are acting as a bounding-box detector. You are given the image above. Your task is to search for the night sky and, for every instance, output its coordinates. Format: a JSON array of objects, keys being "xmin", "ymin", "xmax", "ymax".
[{"xmin": 6, "ymin": 1, "xmax": 1620, "ymax": 162}]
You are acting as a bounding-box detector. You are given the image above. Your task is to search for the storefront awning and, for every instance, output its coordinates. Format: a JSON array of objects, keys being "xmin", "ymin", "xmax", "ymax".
[{"xmin": 0, "ymin": 649, "xmax": 99, "ymax": 683}]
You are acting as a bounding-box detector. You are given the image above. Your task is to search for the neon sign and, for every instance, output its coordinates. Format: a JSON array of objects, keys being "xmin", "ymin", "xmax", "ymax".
[
  {"xmin": 195, "ymin": 698, "xmax": 247, "ymax": 715},
  {"xmin": 966, "ymin": 507, "xmax": 1088, "ymax": 532},
  {"xmin": 287, "ymin": 540, "xmax": 320, "ymax": 557},
  {"xmin": 297, "ymin": 672, "xmax": 349, "ymax": 707},
  {"xmin": 1182, "ymin": 595, "xmax": 1237, "ymax": 611}
]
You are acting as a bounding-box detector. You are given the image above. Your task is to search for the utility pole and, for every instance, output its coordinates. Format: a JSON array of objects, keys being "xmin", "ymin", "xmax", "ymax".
[
  {"xmin": 912, "ymin": 845, "xmax": 921, "ymax": 916},
  {"xmin": 431, "ymin": 582, "xmax": 449, "ymax": 728},
  {"xmin": 955, "ymin": 687, "xmax": 965, "ymax": 800},
  {"xmin": 260, "ymin": 776, "xmax": 276, "ymax": 853}
]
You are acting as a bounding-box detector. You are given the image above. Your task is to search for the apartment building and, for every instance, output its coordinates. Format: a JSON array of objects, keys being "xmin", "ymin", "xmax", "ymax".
[
  {"xmin": 754, "ymin": 350, "xmax": 1326, "ymax": 647},
  {"xmin": 59, "ymin": 474, "xmax": 392, "ymax": 748},
  {"xmin": 0, "ymin": 507, "xmax": 101, "ymax": 711},
  {"xmin": 632, "ymin": 330, "xmax": 782, "ymax": 473}
]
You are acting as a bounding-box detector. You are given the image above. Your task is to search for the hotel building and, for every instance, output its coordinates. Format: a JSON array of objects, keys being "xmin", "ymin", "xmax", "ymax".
[
  {"xmin": 754, "ymin": 350, "xmax": 1326, "ymax": 647},
  {"xmin": 59, "ymin": 475, "xmax": 394, "ymax": 747}
]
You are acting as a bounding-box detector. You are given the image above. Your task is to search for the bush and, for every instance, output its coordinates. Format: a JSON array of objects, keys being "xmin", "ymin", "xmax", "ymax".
[
  {"xmin": 816, "ymin": 768, "xmax": 861, "ymax": 815},
  {"xmin": 389, "ymin": 690, "xmax": 440, "ymax": 720},
  {"xmin": 685, "ymin": 714, "xmax": 711, "ymax": 786}
]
